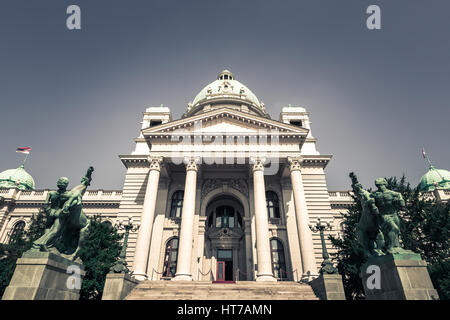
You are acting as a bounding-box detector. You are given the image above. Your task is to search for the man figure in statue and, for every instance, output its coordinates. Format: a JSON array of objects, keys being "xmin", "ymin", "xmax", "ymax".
[
  {"xmin": 29, "ymin": 167, "xmax": 94, "ymax": 262},
  {"xmin": 350, "ymin": 172, "xmax": 385, "ymax": 257},
  {"xmin": 31, "ymin": 177, "xmax": 70, "ymax": 251},
  {"xmin": 371, "ymin": 178, "xmax": 408, "ymax": 254}
]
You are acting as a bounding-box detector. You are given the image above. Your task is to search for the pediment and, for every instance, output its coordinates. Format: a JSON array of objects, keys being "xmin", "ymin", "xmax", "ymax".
[{"xmin": 142, "ymin": 108, "xmax": 308, "ymax": 137}]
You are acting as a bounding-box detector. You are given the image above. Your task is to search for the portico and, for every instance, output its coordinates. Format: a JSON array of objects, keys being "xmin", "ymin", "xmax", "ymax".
[{"xmin": 118, "ymin": 70, "xmax": 334, "ymax": 283}]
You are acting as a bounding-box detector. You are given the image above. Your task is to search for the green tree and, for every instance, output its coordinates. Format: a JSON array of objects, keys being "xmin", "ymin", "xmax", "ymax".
[
  {"xmin": 78, "ymin": 216, "xmax": 122, "ymax": 300},
  {"xmin": 0, "ymin": 210, "xmax": 48, "ymax": 298},
  {"xmin": 330, "ymin": 174, "xmax": 450, "ymax": 300},
  {"xmin": 329, "ymin": 194, "xmax": 366, "ymax": 299},
  {"xmin": 386, "ymin": 176, "xmax": 450, "ymax": 300}
]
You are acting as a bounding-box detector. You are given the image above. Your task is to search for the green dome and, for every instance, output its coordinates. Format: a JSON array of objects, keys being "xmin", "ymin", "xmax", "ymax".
[
  {"xmin": 0, "ymin": 165, "xmax": 35, "ymax": 191},
  {"xmin": 418, "ymin": 166, "xmax": 450, "ymax": 192}
]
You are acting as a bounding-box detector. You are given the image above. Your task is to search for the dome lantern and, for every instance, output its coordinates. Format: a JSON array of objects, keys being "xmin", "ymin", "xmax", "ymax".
[{"xmin": 186, "ymin": 70, "xmax": 268, "ymax": 118}]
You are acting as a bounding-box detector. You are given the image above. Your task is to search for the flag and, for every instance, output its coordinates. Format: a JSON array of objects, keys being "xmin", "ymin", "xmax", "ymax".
[
  {"xmin": 16, "ymin": 147, "xmax": 31, "ymax": 154},
  {"xmin": 422, "ymin": 147, "xmax": 426, "ymax": 158}
]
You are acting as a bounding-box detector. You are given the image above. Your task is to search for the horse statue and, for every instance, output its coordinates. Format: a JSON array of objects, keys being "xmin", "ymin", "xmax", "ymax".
[
  {"xmin": 350, "ymin": 172, "xmax": 385, "ymax": 257},
  {"xmin": 29, "ymin": 167, "xmax": 93, "ymax": 263}
]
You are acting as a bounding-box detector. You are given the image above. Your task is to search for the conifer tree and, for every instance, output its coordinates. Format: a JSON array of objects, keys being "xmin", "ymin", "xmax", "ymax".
[{"xmin": 78, "ymin": 216, "xmax": 122, "ymax": 300}]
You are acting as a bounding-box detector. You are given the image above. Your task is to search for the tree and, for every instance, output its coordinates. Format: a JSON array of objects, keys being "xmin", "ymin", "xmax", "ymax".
[
  {"xmin": 330, "ymin": 174, "xmax": 450, "ymax": 300},
  {"xmin": 386, "ymin": 176, "xmax": 450, "ymax": 300},
  {"xmin": 0, "ymin": 210, "xmax": 48, "ymax": 298},
  {"xmin": 329, "ymin": 193, "xmax": 366, "ymax": 299},
  {"xmin": 78, "ymin": 216, "xmax": 122, "ymax": 300}
]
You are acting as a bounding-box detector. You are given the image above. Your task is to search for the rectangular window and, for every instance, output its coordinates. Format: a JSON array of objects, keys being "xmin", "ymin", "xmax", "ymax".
[{"xmin": 217, "ymin": 249, "xmax": 233, "ymax": 260}]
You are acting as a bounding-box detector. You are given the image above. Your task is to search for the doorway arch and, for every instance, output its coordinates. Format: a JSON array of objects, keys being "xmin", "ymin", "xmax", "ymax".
[{"xmin": 202, "ymin": 193, "xmax": 248, "ymax": 281}]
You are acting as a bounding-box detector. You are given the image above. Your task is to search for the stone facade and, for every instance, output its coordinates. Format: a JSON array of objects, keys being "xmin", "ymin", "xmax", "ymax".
[{"xmin": 1, "ymin": 70, "xmax": 448, "ymax": 286}]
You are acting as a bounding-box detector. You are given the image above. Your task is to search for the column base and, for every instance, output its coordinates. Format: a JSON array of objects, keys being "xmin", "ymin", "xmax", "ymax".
[
  {"xmin": 256, "ymin": 274, "xmax": 277, "ymax": 282},
  {"xmin": 172, "ymin": 274, "xmax": 193, "ymax": 281}
]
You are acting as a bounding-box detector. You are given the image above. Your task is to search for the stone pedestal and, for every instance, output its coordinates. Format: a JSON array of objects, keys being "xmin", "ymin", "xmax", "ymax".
[
  {"xmin": 309, "ymin": 274, "xmax": 346, "ymax": 300},
  {"xmin": 2, "ymin": 251, "xmax": 85, "ymax": 300},
  {"xmin": 360, "ymin": 253, "xmax": 439, "ymax": 300},
  {"xmin": 102, "ymin": 273, "xmax": 139, "ymax": 300}
]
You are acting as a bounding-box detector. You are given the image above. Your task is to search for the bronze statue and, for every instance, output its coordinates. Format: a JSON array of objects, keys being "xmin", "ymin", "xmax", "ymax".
[
  {"xmin": 371, "ymin": 178, "xmax": 408, "ymax": 254},
  {"xmin": 350, "ymin": 172, "xmax": 385, "ymax": 257},
  {"xmin": 350, "ymin": 172, "xmax": 410, "ymax": 257},
  {"xmin": 29, "ymin": 167, "xmax": 93, "ymax": 262}
]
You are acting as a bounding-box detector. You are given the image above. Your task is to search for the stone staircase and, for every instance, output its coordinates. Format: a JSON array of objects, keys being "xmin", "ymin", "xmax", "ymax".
[{"xmin": 125, "ymin": 281, "xmax": 319, "ymax": 300}]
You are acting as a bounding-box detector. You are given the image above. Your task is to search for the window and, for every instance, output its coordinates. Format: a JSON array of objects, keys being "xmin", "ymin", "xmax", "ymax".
[
  {"xmin": 270, "ymin": 239, "xmax": 287, "ymax": 280},
  {"xmin": 9, "ymin": 221, "xmax": 25, "ymax": 244},
  {"xmin": 162, "ymin": 238, "xmax": 179, "ymax": 278},
  {"xmin": 169, "ymin": 191, "xmax": 184, "ymax": 218},
  {"xmin": 150, "ymin": 120, "xmax": 162, "ymax": 127},
  {"xmin": 266, "ymin": 191, "xmax": 280, "ymax": 219},
  {"xmin": 215, "ymin": 206, "xmax": 235, "ymax": 228},
  {"xmin": 290, "ymin": 120, "xmax": 302, "ymax": 127}
]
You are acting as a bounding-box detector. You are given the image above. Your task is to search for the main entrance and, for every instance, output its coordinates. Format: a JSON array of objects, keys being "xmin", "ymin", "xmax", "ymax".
[
  {"xmin": 216, "ymin": 249, "xmax": 233, "ymax": 282},
  {"xmin": 204, "ymin": 195, "xmax": 247, "ymax": 281}
]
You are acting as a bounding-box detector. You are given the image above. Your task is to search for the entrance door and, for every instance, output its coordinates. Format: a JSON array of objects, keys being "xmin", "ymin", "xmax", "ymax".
[
  {"xmin": 216, "ymin": 249, "xmax": 234, "ymax": 282},
  {"xmin": 216, "ymin": 261, "xmax": 226, "ymax": 281}
]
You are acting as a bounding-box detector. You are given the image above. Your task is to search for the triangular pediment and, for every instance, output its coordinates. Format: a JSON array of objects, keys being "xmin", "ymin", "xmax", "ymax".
[{"xmin": 142, "ymin": 108, "xmax": 308, "ymax": 136}]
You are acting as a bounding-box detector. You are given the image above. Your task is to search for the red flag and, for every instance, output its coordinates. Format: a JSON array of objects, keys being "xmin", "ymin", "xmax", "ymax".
[{"xmin": 16, "ymin": 147, "xmax": 31, "ymax": 154}]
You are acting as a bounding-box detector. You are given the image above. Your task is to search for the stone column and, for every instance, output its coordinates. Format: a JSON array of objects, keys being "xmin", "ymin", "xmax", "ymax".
[
  {"xmin": 251, "ymin": 157, "xmax": 276, "ymax": 282},
  {"xmin": 133, "ymin": 157, "xmax": 163, "ymax": 281},
  {"xmin": 173, "ymin": 157, "xmax": 199, "ymax": 281},
  {"xmin": 288, "ymin": 156, "xmax": 318, "ymax": 281}
]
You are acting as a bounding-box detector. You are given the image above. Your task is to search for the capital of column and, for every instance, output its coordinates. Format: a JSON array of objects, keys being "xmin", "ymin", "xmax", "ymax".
[
  {"xmin": 250, "ymin": 157, "xmax": 267, "ymax": 172},
  {"xmin": 287, "ymin": 156, "xmax": 303, "ymax": 172},
  {"xmin": 183, "ymin": 156, "xmax": 200, "ymax": 172},
  {"xmin": 148, "ymin": 156, "xmax": 163, "ymax": 172}
]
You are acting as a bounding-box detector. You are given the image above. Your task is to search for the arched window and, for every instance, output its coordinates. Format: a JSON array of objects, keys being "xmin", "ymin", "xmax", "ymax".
[
  {"xmin": 215, "ymin": 206, "xmax": 235, "ymax": 228},
  {"xmin": 169, "ymin": 191, "xmax": 184, "ymax": 218},
  {"xmin": 266, "ymin": 191, "xmax": 280, "ymax": 219},
  {"xmin": 9, "ymin": 221, "xmax": 25, "ymax": 244},
  {"xmin": 270, "ymin": 238, "xmax": 287, "ymax": 280},
  {"xmin": 162, "ymin": 237, "xmax": 179, "ymax": 278}
]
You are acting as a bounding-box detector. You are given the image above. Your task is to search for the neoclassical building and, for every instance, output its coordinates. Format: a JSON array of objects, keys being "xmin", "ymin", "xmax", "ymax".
[{"xmin": 1, "ymin": 70, "xmax": 449, "ymax": 283}]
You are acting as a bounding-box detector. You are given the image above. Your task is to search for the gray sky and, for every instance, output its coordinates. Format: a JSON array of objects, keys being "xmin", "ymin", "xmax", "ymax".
[{"xmin": 0, "ymin": 0, "xmax": 449, "ymax": 191}]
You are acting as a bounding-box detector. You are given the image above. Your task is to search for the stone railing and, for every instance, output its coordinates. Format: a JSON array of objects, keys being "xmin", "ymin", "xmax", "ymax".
[
  {"xmin": 328, "ymin": 191, "xmax": 353, "ymax": 200},
  {"xmin": 1, "ymin": 189, "xmax": 122, "ymax": 202}
]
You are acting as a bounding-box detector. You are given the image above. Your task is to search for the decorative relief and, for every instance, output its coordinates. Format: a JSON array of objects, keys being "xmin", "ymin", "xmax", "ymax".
[{"xmin": 201, "ymin": 179, "xmax": 249, "ymax": 199}]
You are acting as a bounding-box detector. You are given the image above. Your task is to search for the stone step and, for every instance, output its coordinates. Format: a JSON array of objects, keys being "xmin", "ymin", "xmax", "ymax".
[{"xmin": 125, "ymin": 281, "xmax": 319, "ymax": 300}]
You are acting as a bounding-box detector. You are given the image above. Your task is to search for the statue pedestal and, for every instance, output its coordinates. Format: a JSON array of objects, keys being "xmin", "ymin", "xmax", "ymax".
[
  {"xmin": 2, "ymin": 251, "xmax": 85, "ymax": 300},
  {"xmin": 309, "ymin": 273, "xmax": 346, "ymax": 300},
  {"xmin": 102, "ymin": 273, "xmax": 139, "ymax": 300},
  {"xmin": 360, "ymin": 253, "xmax": 439, "ymax": 300}
]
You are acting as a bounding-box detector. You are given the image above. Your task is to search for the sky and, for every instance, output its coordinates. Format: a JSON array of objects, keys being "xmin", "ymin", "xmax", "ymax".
[{"xmin": 0, "ymin": 0, "xmax": 449, "ymax": 191}]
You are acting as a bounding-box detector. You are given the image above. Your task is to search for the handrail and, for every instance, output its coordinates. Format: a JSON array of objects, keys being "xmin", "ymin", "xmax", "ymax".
[
  {"xmin": 279, "ymin": 268, "xmax": 299, "ymax": 281},
  {"xmin": 235, "ymin": 268, "xmax": 251, "ymax": 281},
  {"xmin": 198, "ymin": 268, "xmax": 213, "ymax": 281},
  {"xmin": 151, "ymin": 268, "xmax": 165, "ymax": 280}
]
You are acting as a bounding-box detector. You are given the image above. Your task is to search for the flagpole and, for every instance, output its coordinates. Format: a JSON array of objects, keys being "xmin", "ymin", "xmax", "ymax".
[
  {"xmin": 22, "ymin": 152, "xmax": 29, "ymax": 166},
  {"xmin": 422, "ymin": 148, "xmax": 445, "ymax": 183}
]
